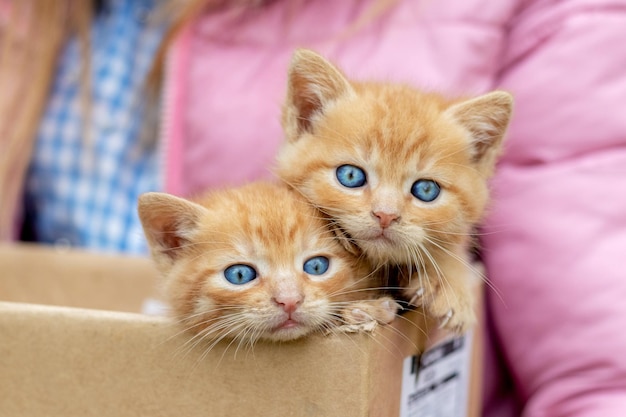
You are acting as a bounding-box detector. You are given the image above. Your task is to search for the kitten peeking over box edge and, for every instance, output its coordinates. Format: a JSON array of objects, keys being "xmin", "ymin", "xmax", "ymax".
[{"xmin": 138, "ymin": 49, "xmax": 513, "ymax": 344}]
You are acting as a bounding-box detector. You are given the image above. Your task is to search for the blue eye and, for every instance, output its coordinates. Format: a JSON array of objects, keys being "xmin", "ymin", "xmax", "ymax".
[
  {"xmin": 411, "ymin": 179, "xmax": 440, "ymax": 202},
  {"xmin": 224, "ymin": 264, "xmax": 257, "ymax": 285},
  {"xmin": 303, "ymin": 256, "xmax": 330, "ymax": 275},
  {"xmin": 336, "ymin": 165, "xmax": 366, "ymax": 188}
]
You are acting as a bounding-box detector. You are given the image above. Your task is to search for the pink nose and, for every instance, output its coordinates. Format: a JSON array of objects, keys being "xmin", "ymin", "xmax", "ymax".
[
  {"xmin": 273, "ymin": 296, "xmax": 303, "ymax": 315},
  {"xmin": 372, "ymin": 211, "xmax": 399, "ymax": 228}
]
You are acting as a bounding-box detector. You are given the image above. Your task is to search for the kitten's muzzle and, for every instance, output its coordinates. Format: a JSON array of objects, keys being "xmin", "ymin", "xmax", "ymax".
[
  {"xmin": 371, "ymin": 211, "xmax": 400, "ymax": 229},
  {"xmin": 272, "ymin": 295, "xmax": 303, "ymax": 315}
]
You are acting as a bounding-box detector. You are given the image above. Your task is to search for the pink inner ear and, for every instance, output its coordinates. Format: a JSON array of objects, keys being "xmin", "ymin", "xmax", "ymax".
[
  {"xmin": 445, "ymin": 92, "xmax": 512, "ymax": 168},
  {"xmin": 142, "ymin": 203, "xmax": 200, "ymax": 259},
  {"xmin": 291, "ymin": 85, "xmax": 323, "ymax": 134},
  {"xmin": 469, "ymin": 122, "xmax": 502, "ymax": 162},
  {"xmin": 286, "ymin": 49, "xmax": 354, "ymax": 136},
  {"xmin": 154, "ymin": 224, "xmax": 188, "ymax": 258}
]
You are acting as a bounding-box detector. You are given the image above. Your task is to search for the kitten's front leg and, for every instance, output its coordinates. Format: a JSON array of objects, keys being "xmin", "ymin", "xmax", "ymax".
[
  {"xmin": 334, "ymin": 296, "xmax": 401, "ymax": 333},
  {"xmin": 402, "ymin": 260, "xmax": 477, "ymax": 333},
  {"xmin": 343, "ymin": 296, "xmax": 401, "ymax": 325}
]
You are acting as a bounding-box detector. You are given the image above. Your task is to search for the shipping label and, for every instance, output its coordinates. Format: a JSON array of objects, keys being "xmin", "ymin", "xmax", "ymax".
[{"xmin": 399, "ymin": 331, "xmax": 473, "ymax": 417}]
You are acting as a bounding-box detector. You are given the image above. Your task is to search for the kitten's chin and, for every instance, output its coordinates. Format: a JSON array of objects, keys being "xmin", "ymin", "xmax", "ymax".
[
  {"xmin": 340, "ymin": 224, "xmax": 402, "ymax": 260},
  {"xmin": 350, "ymin": 229, "xmax": 410, "ymax": 265},
  {"xmin": 362, "ymin": 244, "xmax": 408, "ymax": 265},
  {"xmin": 357, "ymin": 236, "xmax": 414, "ymax": 266}
]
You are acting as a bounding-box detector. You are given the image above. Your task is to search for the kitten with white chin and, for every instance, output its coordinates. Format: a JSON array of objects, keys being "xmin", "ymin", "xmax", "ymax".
[
  {"xmin": 138, "ymin": 181, "xmax": 398, "ymax": 344},
  {"xmin": 276, "ymin": 49, "xmax": 513, "ymax": 332}
]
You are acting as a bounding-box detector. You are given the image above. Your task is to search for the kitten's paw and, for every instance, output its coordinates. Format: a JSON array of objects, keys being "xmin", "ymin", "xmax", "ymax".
[
  {"xmin": 342, "ymin": 296, "xmax": 401, "ymax": 325},
  {"xmin": 406, "ymin": 286, "xmax": 474, "ymax": 333},
  {"xmin": 333, "ymin": 320, "xmax": 379, "ymax": 334},
  {"xmin": 330, "ymin": 297, "xmax": 401, "ymax": 335}
]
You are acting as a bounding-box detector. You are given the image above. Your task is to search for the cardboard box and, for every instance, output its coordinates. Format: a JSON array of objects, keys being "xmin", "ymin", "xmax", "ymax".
[{"xmin": 0, "ymin": 243, "xmax": 482, "ymax": 417}]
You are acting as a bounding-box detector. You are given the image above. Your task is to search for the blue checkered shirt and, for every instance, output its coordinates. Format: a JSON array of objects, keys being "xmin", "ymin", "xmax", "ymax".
[{"xmin": 23, "ymin": 0, "xmax": 165, "ymax": 254}]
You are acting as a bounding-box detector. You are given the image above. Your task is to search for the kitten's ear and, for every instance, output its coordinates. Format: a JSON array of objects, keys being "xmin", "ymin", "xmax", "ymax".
[
  {"xmin": 283, "ymin": 48, "xmax": 355, "ymax": 140},
  {"xmin": 137, "ymin": 192, "xmax": 207, "ymax": 265},
  {"xmin": 445, "ymin": 91, "xmax": 513, "ymax": 175}
]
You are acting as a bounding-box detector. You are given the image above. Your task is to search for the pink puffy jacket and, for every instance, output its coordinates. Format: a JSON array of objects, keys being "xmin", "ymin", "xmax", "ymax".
[{"xmin": 161, "ymin": 1, "xmax": 626, "ymax": 415}]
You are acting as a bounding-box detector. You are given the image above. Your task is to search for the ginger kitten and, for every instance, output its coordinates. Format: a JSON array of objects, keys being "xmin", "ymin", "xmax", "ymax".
[
  {"xmin": 138, "ymin": 182, "xmax": 397, "ymax": 344},
  {"xmin": 276, "ymin": 49, "xmax": 513, "ymax": 332}
]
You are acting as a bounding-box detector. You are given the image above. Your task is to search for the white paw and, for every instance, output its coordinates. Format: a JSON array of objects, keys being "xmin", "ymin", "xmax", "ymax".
[{"xmin": 332, "ymin": 320, "xmax": 378, "ymax": 334}]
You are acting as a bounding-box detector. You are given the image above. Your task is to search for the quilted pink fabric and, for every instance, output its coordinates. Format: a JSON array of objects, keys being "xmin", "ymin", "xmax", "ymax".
[
  {"xmin": 160, "ymin": 1, "xmax": 626, "ymax": 415},
  {"xmin": 484, "ymin": 1, "xmax": 626, "ymax": 415}
]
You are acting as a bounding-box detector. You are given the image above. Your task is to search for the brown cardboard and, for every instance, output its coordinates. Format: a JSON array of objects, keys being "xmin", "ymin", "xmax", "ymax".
[
  {"xmin": 0, "ymin": 243, "xmax": 160, "ymax": 312},
  {"xmin": 0, "ymin": 243, "xmax": 482, "ymax": 417}
]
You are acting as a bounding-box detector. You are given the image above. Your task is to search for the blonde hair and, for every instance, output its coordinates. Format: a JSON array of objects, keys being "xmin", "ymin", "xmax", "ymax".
[{"xmin": 0, "ymin": 1, "xmax": 92, "ymax": 240}]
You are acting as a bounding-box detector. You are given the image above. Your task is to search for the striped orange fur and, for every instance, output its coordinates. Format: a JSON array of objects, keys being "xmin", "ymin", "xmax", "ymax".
[
  {"xmin": 276, "ymin": 49, "xmax": 513, "ymax": 332},
  {"xmin": 138, "ymin": 182, "xmax": 397, "ymax": 344}
]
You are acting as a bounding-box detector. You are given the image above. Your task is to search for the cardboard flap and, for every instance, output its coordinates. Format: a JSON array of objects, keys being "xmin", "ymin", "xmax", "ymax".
[{"xmin": 0, "ymin": 243, "xmax": 160, "ymax": 312}]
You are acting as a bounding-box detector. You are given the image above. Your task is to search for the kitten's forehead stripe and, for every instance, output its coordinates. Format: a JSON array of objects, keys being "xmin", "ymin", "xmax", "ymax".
[{"xmin": 193, "ymin": 182, "xmax": 345, "ymax": 271}]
